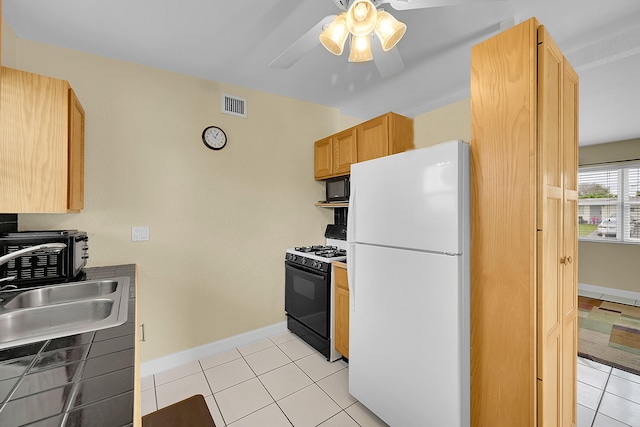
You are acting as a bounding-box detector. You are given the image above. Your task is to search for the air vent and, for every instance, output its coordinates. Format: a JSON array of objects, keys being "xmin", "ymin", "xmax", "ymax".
[{"xmin": 222, "ymin": 94, "xmax": 247, "ymax": 118}]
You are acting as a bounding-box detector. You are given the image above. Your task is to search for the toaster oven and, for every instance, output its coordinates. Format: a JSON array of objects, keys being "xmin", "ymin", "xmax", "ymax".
[{"xmin": 0, "ymin": 230, "xmax": 88, "ymax": 287}]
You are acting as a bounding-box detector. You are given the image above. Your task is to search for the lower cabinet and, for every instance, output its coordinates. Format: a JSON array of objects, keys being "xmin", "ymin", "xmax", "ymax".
[{"xmin": 333, "ymin": 262, "xmax": 349, "ymax": 359}]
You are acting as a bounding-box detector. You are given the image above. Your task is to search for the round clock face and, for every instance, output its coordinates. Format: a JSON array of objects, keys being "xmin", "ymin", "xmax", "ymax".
[{"xmin": 202, "ymin": 126, "xmax": 227, "ymax": 150}]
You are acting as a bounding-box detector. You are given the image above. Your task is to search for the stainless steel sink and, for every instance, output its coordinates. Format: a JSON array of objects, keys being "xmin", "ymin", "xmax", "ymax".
[
  {"xmin": 4, "ymin": 280, "xmax": 118, "ymax": 310},
  {"xmin": 0, "ymin": 276, "xmax": 130, "ymax": 350}
]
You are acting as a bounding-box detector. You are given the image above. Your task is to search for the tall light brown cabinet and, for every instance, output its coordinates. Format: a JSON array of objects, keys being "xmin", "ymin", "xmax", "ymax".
[{"xmin": 470, "ymin": 18, "xmax": 579, "ymax": 426}]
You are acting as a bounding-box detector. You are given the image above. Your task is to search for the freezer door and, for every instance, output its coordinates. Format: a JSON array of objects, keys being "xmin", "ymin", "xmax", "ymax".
[
  {"xmin": 350, "ymin": 140, "xmax": 469, "ymax": 254},
  {"xmin": 349, "ymin": 244, "xmax": 469, "ymax": 427}
]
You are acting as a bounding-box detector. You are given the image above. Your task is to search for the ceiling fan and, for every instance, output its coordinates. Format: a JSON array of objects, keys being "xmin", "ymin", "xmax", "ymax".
[{"xmin": 269, "ymin": 0, "xmax": 505, "ymax": 78}]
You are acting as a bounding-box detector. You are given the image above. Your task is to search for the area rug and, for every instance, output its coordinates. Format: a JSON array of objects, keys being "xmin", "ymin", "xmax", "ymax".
[{"xmin": 578, "ymin": 296, "xmax": 640, "ymax": 375}]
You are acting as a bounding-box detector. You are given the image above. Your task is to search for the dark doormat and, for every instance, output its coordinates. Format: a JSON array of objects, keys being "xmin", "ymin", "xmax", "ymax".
[
  {"xmin": 142, "ymin": 394, "xmax": 216, "ymax": 427},
  {"xmin": 578, "ymin": 296, "xmax": 640, "ymax": 375}
]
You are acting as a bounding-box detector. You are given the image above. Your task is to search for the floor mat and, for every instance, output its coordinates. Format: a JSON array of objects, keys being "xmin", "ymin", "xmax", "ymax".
[{"xmin": 578, "ymin": 296, "xmax": 640, "ymax": 375}]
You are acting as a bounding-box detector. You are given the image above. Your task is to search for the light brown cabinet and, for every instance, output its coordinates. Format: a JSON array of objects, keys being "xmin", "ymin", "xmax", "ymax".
[
  {"xmin": 356, "ymin": 112, "xmax": 413, "ymax": 163},
  {"xmin": 314, "ymin": 128, "xmax": 357, "ymax": 180},
  {"xmin": 314, "ymin": 112, "xmax": 413, "ymax": 180},
  {"xmin": 333, "ymin": 261, "xmax": 349, "ymax": 359},
  {"xmin": 0, "ymin": 67, "xmax": 85, "ymax": 213},
  {"xmin": 470, "ymin": 18, "xmax": 578, "ymax": 427},
  {"xmin": 314, "ymin": 136, "xmax": 333, "ymax": 180}
]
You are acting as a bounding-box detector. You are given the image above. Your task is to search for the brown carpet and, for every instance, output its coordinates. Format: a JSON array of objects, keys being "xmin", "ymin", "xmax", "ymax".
[{"xmin": 578, "ymin": 296, "xmax": 640, "ymax": 375}]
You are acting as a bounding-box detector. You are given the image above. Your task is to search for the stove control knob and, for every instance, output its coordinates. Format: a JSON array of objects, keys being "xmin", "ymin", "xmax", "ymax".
[{"xmin": 301, "ymin": 258, "xmax": 307, "ymax": 265}]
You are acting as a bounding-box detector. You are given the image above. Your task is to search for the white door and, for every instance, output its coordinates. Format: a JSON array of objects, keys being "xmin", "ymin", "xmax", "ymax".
[
  {"xmin": 349, "ymin": 243, "xmax": 469, "ymax": 427},
  {"xmin": 349, "ymin": 140, "xmax": 467, "ymax": 254}
]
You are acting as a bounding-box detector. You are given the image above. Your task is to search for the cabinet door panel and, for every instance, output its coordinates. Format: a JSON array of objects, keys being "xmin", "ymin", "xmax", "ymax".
[
  {"xmin": 561, "ymin": 57, "xmax": 579, "ymax": 427},
  {"xmin": 335, "ymin": 285, "xmax": 349, "ymax": 358},
  {"xmin": 356, "ymin": 115, "xmax": 388, "ymax": 162},
  {"xmin": 334, "ymin": 128, "xmax": 356, "ymax": 176},
  {"xmin": 334, "ymin": 265, "xmax": 349, "ymax": 358},
  {"xmin": 538, "ymin": 26, "xmax": 578, "ymax": 427},
  {"xmin": 1, "ymin": 67, "xmax": 69, "ymax": 212},
  {"xmin": 314, "ymin": 137, "xmax": 333, "ymax": 180}
]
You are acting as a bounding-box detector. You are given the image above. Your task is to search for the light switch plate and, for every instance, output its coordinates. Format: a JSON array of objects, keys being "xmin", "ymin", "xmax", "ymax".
[{"xmin": 131, "ymin": 226, "xmax": 150, "ymax": 242}]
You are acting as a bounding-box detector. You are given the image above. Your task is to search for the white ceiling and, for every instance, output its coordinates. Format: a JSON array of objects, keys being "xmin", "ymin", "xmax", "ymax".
[{"xmin": 3, "ymin": 0, "xmax": 640, "ymax": 146}]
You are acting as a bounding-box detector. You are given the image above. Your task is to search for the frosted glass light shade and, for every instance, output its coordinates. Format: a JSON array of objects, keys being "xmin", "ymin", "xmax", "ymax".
[
  {"xmin": 374, "ymin": 10, "xmax": 407, "ymax": 51},
  {"xmin": 346, "ymin": 0, "xmax": 377, "ymax": 36},
  {"xmin": 348, "ymin": 35, "xmax": 373, "ymax": 62},
  {"xmin": 319, "ymin": 13, "xmax": 349, "ymax": 55}
]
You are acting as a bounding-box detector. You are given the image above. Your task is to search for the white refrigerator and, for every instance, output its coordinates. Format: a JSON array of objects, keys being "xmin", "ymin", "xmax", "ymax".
[{"xmin": 346, "ymin": 140, "xmax": 470, "ymax": 427}]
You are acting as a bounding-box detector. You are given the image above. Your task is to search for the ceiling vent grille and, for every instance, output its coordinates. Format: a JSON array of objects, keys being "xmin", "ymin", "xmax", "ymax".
[{"xmin": 222, "ymin": 94, "xmax": 247, "ymax": 118}]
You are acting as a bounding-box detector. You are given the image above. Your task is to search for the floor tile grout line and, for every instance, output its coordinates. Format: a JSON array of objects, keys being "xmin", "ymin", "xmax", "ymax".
[
  {"xmin": 591, "ymin": 370, "xmax": 613, "ymax": 427},
  {"xmin": 197, "ymin": 358, "xmax": 228, "ymax": 426}
]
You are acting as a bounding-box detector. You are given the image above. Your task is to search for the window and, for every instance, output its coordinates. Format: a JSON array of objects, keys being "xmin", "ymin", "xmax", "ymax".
[{"xmin": 578, "ymin": 164, "xmax": 640, "ymax": 244}]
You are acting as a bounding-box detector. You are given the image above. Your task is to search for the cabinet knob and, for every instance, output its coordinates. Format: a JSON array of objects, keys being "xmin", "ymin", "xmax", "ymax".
[{"xmin": 560, "ymin": 256, "xmax": 573, "ymax": 265}]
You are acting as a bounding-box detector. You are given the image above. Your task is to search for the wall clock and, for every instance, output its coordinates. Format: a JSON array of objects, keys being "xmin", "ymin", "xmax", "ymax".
[{"xmin": 202, "ymin": 126, "xmax": 227, "ymax": 150}]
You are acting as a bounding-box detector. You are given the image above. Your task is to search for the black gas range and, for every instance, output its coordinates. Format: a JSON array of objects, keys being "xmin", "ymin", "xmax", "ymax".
[
  {"xmin": 285, "ymin": 245, "xmax": 347, "ymax": 272},
  {"xmin": 284, "ymin": 231, "xmax": 346, "ymax": 362}
]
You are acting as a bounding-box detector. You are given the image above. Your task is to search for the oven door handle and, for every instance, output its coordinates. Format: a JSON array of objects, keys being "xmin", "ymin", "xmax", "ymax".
[{"xmin": 284, "ymin": 263, "xmax": 327, "ymax": 281}]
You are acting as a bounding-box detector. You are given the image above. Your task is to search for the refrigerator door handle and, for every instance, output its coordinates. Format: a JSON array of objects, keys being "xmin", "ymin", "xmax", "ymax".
[{"xmin": 347, "ymin": 245, "xmax": 355, "ymax": 311}]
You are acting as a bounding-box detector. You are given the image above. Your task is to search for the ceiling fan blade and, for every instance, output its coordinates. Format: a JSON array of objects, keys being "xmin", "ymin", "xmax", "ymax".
[
  {"xmin": 269, "ymin": 15, "xmax": 337, "ymax": 69},
  {"xmin": 371, "ymin": 37, "xmax": 405, "ymax": 78},
  {"xmin": 383, "ymin": 0, "xmax": 506, "ymax": 11}
]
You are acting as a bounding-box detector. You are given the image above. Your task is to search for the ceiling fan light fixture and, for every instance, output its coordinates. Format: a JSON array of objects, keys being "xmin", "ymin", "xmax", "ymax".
[
  {"xmin": 346, "ymin": 0, "xmax": 377, "ymax": 36},
  {"xmin": 374, "ymin": 10, "xmax": 407, "ymax": 51},
  {"xmin": 319, "ymin": 13, "xmax": 349, "ymax": 55},
  {"xmin": 348, "ymin": 34, "xmax": 373, "ymax": 62}
]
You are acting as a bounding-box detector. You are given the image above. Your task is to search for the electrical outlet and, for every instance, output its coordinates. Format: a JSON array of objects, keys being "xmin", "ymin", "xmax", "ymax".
[{"xmin": 131, "ymin": 226, "xmax": 150, "ymax": 242}]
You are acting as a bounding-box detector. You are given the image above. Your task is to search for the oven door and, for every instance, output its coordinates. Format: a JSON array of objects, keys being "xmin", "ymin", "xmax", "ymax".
[{"xmin": 284, "ymin": 261, "xmax": 329, "ymax": 339}]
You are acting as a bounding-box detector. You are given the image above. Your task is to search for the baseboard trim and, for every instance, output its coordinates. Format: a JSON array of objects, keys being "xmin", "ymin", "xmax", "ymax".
[
  {"xmin": 579, "ymin": 282, "xmax": 640, "ymax": 301},
  {"xmin": 140, "ymin": 321, "xmax": 288, "ymax": 378}
]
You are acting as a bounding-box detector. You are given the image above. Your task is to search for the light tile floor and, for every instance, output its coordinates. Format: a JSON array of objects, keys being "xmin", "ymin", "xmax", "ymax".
[
  {"xmin": 142, "ymin": 289, "xmax": 640, "ymax": 426},
  {"xmin": 142, "ymin": 331, "xmax": 640, "ymax": 427},
  {"xmin": 141, "ymin": 331, "xmax": 389, "ymax": 426}
]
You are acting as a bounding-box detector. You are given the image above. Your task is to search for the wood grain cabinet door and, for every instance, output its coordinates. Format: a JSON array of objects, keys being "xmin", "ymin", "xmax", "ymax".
[
  {"xmin": 314, "ymin": 136, "xmax": 333, "ymax": 180},
  {"xmin": 537, "ymin": 25, "xmax": 579, "ymax": 427},
  {"xmin": 333, "ymin": 128, "xmax": 356, "ymax": 176},
  {"xmin": 356, "ymin": 114, "xmax": 389, "ymax": 163},
  {"xmin": 334, "ymin": 265, "xmax": 349, "ymax": 358}
]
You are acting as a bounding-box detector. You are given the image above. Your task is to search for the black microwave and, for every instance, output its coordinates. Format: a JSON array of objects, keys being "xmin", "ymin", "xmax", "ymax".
[{"xmin": 325, "ymin": 176, "xmax": 350, "ymax": 202}]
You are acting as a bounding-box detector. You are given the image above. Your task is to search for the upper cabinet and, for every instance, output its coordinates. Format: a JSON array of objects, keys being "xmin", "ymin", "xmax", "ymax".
[
  {"xmin": 0, "ymin": 67, "xmax": 85, "ymax": 213},
  {"xmin": 314, "ymin": 112, "xmax": 414, "ymax": 180},
  {"xmin": 356, "ymin": 112, "xmax": 414, "ymax": 163}
]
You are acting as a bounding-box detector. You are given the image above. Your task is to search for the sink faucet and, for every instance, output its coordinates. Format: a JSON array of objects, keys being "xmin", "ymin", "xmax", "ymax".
[{"xmin": 0, "ymin": 243, "xmax": 67, "ymax": 285}]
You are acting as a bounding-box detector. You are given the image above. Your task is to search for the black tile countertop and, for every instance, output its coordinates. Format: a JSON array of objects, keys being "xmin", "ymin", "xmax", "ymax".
[{"xmin": 0, "ymin": 264, "xmax": 136, "ymax": 427}]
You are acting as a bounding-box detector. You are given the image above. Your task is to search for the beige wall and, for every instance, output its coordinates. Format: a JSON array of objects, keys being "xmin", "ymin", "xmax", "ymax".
[
  {"xmin": 1, "ymin": 21, "xmax": 474, "ymax": 363},
  {"xmin": 579, "ymin": 137, "xmax": 640, "ymax": 166},
  {"xmin": 414, "ymin": 98, "xmax": 471, "ymax": 148},
  {"xmin": 578, "ymin": 138, "xmax": 640, "ymax": 293},
  {"xmin": 3, "ymin": 30, "xmax": 360, "ymax": 362},
  {"xmin": 1, "ymin": 17, "xmax": 16, "ymax": 67}
]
